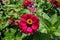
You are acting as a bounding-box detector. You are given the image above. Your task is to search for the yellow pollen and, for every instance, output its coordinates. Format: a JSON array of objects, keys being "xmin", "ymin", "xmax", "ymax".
[
  {"xmin": 27, "ymin": 19, "xmax": 33, "ymax": 25},
  {"xmin": 56, "ymin": 0, "xmax": 60, "ymax": 2}
]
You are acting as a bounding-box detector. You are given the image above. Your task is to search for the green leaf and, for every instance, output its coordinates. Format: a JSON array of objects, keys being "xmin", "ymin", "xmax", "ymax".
[
  {"xmin": 4, "ymin": 28, "xmax": 16, "ymax": 40},
  {"xmin": 22, "ymin": 9, "xmax": 30, "ymax": 13},
  {"xmin": 0, "ymin": 21, "xmax": 9, "ymax": 30},
  {"xmin": 33, "ymin": 32, "xmax": 52, "ymax": 40},
  {"xmin": 39, "ymin": 17, "xmax": 52, "ymax": 33},
  {"xmin": 40, "ymin": 33, "xmax": 52, "ymax": 40},
  {"xmin": 13, "ymin": 13, "xmax": 18, "ymax": 19},
  {"xmin": 49, "ymin": 14, "xmax": 57, "ymax": 25},
  {"xmin": 40, "ymin": 17, "xmax": 52, "ymax": 28},
  {"xmin": 42, "ymin": 13, "xmax": 50, "ymax": 20},
  {"xmin": 54, "ymin": 16, "xmax": 60, "ymax": 27},
  {"xmin": 54, "ymin": 25, "xmax": 60, "ymax": 36},
  {"xmin": 54, "ymin": 31, "xmax": 60, "ymax": 36},
  {"xmin": 39, "ymin": 23, "xmax": 47, "ymax": 33}
]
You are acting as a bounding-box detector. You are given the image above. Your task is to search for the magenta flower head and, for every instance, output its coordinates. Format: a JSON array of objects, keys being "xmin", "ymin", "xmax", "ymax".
[
  {"xmin": 23, "ymin": 0, "xmax": 34, "ymax": 8},
  {"xmin": 50, "ymin": 0, "xmax": 60, "ymax": 7},
  {"xmin": 18, "ymin": 14, "xmax": 40, "ymax": 34},
  {"xmin": 28, "ymin": 7, "xmax": 37, "ymax": 12}
]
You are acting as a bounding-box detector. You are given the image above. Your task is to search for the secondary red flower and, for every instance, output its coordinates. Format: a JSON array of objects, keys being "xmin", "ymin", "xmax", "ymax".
[
  {"xmin": 28, "ymin": 7, "xmax": 37, "ymax": 12},
  {"xmin": 8, "ymin": 18, "xmax": 13, "ymax": 24},
  {"xmin": 18, "ymin": 14, "xmax": 40, "ymax": 34},
  {"xmin": 50, "ymin": 0, "xmax": 60, "ymax": 7},
  {"xmin": 2, "ymin": 0, "xmax": 7, "ymax": 5},
  {"xmin": 14, "ymin": 20, "xmax": 20, "ymax": 25},
  {"xmin": 23, "ymin": 0, "xmax": 34, "ymax": 8}
]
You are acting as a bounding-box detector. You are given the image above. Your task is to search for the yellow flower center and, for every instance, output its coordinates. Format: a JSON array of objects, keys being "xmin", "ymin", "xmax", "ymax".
[
  {"xmin": 56, "ymin": 0, "xmax": 60, "ymax": 2},
  {"xmin": 27, "ymin": 19, "xmax": 33, "ymax": 25}
]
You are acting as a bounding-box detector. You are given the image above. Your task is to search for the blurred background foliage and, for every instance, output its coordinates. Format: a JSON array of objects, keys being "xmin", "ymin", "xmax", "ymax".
[{"xmin": 0, "ymin": 0, "xmax": 60, "ymax": 40}]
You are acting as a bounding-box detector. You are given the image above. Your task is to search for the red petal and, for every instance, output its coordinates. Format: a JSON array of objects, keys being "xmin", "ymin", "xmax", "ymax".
[{"xmin": 27, "ymin": 27, "xmax": 32, "ymax": 33}]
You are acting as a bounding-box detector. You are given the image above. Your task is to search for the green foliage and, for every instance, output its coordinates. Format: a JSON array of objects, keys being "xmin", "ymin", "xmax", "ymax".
[{"xmin": 0, "ymin": 0, "xmax": 60, "ymax": 40}]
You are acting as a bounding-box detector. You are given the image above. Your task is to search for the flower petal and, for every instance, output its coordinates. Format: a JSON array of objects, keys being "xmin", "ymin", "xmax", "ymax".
[
  {"xmin": 32, "ymin": 25, "xmax": 38, "ymax": 31},
  {"xmin": 19, "ymin": 21, "xmax": 27, "ymax": 33},
  {"xmin": 27, "ymin": 27, "xmax": 32, "ymax": 33},
  {"xmin": 31, "ymin": 15, "xmax": 39, "ymax": 23},
  {"xmin": 19, "ymin": 21, "xmax": 26, "ymax": 27}
]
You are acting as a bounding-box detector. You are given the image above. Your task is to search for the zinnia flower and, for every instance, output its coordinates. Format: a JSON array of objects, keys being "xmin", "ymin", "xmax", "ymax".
[
  {"xmin": 50, "ymin": 0, "xmax": 60, "ymax": 7},
  {"xmin": 23, "ymin": 0, "xmax": 34, "ymax": 8},
  {"xmin": 28, "ymin": 7, "xmax": 37, "ymax": 12},
  {"xmin": 18, "ymin": 14, "xmax": 39, "ymax": 34}
]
